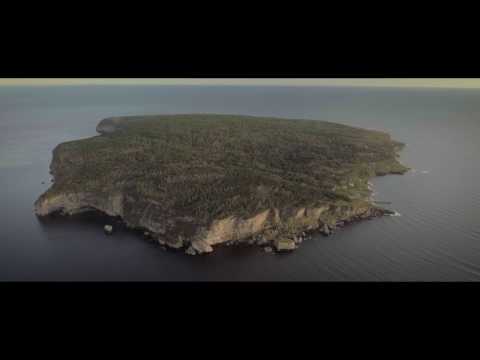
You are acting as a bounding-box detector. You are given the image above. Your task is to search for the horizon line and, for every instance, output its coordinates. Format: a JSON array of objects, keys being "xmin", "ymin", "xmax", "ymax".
[{"xmin": 2, "ymin": 78, "xmax": 480, "ymax": 88}]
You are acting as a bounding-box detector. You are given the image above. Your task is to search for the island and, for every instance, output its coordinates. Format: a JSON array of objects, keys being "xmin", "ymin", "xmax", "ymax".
[{"xmin": 34, "ymin": 114, "xmax": 409, "ymax": 254}]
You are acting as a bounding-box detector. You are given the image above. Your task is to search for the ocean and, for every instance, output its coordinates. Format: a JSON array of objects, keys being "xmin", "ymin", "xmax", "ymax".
[{"xmin": 1, "ymin": 85, "xmax": 479, "ymax": 281}]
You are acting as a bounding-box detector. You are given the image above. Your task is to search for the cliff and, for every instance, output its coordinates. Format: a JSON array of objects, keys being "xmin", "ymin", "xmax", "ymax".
[{"xmin": 34, "ymin": 114, "xmax": 409, "ymax": 254}]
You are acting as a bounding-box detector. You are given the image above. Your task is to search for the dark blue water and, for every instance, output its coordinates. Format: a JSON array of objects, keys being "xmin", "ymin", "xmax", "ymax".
[{"xmin": 1, "ymin": 85, "xmax": 479, "ymax": 281}]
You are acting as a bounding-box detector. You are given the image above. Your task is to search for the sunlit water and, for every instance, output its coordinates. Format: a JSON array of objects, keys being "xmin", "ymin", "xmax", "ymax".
[{"xmin": 1, "ymin": 85, "xmax": 479, "ymax": 281}]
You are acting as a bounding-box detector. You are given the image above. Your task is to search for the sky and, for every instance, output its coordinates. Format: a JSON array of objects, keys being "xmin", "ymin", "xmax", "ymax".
[{"xmin": 1, "ymin": 78, "xmax": 480, "ymax": 88}]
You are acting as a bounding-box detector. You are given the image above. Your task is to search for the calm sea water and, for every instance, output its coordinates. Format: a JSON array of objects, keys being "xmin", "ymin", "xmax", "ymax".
[{"xmin": 1, "ymin": 85, "xmax": 479, "ymax": 281}]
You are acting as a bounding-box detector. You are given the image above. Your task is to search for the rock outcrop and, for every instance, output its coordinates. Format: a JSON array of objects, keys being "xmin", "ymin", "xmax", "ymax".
[
  {"xmin": 104, "ymin": 224, "xmax": 113, "ymax": 235},
  {"xmin": 274, "ymin": 238, "xmax": 296, "ymax": 252}
]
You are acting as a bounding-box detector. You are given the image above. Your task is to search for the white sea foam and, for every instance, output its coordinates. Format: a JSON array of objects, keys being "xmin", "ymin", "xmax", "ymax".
[{"xmin": 386, "ymin": 211, "xmax": 402, "ymax": 217}]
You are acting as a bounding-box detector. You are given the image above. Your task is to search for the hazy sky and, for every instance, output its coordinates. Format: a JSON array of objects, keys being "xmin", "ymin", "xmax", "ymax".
[{"xmin": 2, "ymin": 78, "xmax": 480, "ymax": 88}]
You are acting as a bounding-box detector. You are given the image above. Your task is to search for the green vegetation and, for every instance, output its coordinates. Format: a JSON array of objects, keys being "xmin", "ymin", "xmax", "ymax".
[{"xmin": 45, "ymin": 114, "xmax": 408, "ymax": 224}]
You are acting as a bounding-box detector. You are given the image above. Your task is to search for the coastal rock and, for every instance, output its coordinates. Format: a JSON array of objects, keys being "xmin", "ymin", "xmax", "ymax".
[
  {"xmin": 104, "ymin": 224, "xmax": 113, "ymax": 235},
  {"xmin": 185, "ymin": 246, "xmax": 197, "ymax": 256},
  {"xmin": 274, "ymin": 238, "xmax": 296, "ymax": 252},
  {"xmin": 320, "ymin": 224, "xmax": 331, "ymax": 236},
  {"xmin": 166, "ymin": 237, "xmax": 184, "ymax": 249},
  {"xmin": 191, "ymin": 240, "xmax": 213, "ymax": 254},
  {"xmin": 143, "ymin": 231, "xmax": 155, "ymax": 242}
]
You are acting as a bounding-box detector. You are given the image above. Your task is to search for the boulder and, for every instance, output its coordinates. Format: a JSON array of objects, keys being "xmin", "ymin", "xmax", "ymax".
[
  {"xmin": 382, "ymin": 208, "xmax": 395, "ymax": 216},
  {"xmin": 274, "ymin": 238, "xmax": 296, "ymax": 252},
  {"xmin": 191, "ymin": 240, "xmax": 213, "ymax": 254},
  {"xmin": 319, "ymin": 223, "xmax": 331, "ymax": 236},
  {"xmin": 143, "ymin": 232, "xmax": 155, "ymax": 242},
  {"xmin": 166, "ymin": 237, "xmax": 184, "ymax": 249},
  {"xmin": 104, "ymin": 224, "xmax": 113, "ymax": 235},
  {"xmin": 185, "ymin": 246, "xmax": 197, "ymax": 256}
]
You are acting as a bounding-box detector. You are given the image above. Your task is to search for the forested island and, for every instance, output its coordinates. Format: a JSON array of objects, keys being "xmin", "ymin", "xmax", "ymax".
[{"xmin": 34, "ymin": 114, "xmax": 408, "ymax": 254}]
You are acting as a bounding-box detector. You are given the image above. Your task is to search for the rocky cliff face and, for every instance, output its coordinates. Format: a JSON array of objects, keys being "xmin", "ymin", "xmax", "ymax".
[
  {"xmin": 35, "ymin": 191, "xmax": 388, "ymax": 253},
  {"xmin": 34, "ymin": 114, "xmax": 408, "ymax": 255}
]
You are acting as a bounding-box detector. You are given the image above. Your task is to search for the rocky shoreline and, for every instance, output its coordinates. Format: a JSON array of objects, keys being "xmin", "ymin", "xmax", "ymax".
[
  {"xmin": 216, "ymin": 205, "xmax": 394, "ymax": 255},
  {"xmin": 87, "ymin": 205, "xmax": 394, "ymax": 255},
  {"xmin": 35, "ymin": 194, "xmax": 397, "ymax": 255}
]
